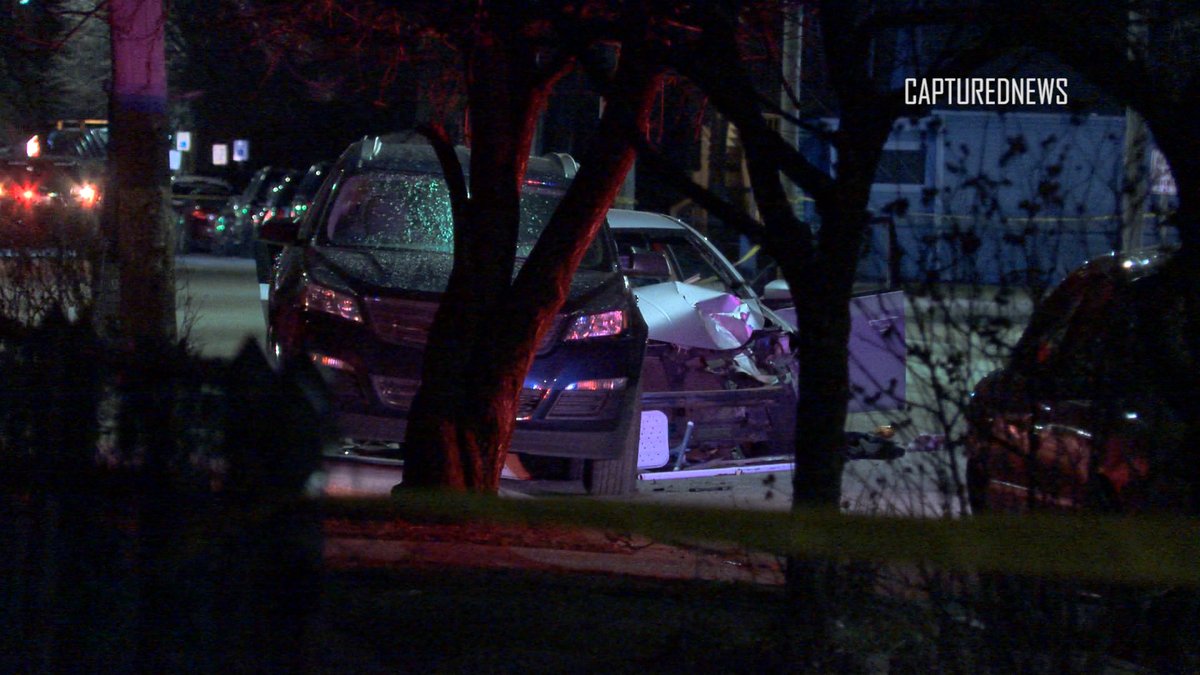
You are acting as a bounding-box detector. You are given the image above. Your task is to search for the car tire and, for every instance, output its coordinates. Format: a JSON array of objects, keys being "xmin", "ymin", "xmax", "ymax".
[{"xmin": 583, "ymin": 394, "xmax": 641, "ymax": 496}]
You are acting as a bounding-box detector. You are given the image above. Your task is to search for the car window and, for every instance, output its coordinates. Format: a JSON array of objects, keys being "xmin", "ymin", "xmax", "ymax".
[
  {"xmin": 613, "ymin": 229, "xmax": 746, "ymax": 296},
  {"xmin": 264, "ymin": 175, "xmax": 299, "ymax": 208},
  {"xmin": 1011, "ymin": 272, "xmax": 1092, "ymax": 370},
  {"xmin": 1013, "ymin": 270, "xmax": 1136, "ymax": 399},
  {"xmin": 319, "ymin": 169, "xmax": 607, "ymax": 269}
]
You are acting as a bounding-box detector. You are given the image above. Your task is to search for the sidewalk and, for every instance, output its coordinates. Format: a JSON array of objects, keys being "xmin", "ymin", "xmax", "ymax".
[{"xmin": 324, "ymin": 528, "xmax": 785, "ymax": 585}]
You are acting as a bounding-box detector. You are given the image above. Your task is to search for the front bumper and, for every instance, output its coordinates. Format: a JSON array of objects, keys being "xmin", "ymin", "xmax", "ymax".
[
  {"xmin": 642, "ymin": 384, "xmax": 795, "ymax": 450},
  {"xmin": 297, "ymin": 308, "xmax": 646, "ymax": 461},
  {"xmin": 336, "ymin": 412, "xmax": 633, "ymax": 460}
]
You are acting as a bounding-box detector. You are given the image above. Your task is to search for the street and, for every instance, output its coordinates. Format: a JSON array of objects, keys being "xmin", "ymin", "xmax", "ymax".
[{"xmin": 176, "ymin": 254, "xmax": 265, "ymax": 357}]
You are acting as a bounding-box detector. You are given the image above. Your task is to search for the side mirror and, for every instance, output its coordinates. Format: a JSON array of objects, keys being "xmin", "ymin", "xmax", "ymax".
[
  {"xmin": 259, "ymin": 216, "xmax": 302, "ymax": 245},
  {"xmin": 763, "ymin": 279, "xmax": 792, "ymax": 302},
  {"xmin": 619, "ymin": 251, "xmax": 671, "ymax": 278}
]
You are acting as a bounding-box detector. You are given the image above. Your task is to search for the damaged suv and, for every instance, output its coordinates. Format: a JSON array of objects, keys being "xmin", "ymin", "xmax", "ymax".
[{"xmin": 260, "ymin": 135, "xmax": 647, "ymax": 494}]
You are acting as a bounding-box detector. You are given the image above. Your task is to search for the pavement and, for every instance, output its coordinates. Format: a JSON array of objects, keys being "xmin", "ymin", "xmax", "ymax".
[
  {"xmin": 325, "ymin": 534, "xmax": 786, "ymax": 585},
  {"xmin": 321, "ymin": 451, "xmax": 790, "ymax": 585}
]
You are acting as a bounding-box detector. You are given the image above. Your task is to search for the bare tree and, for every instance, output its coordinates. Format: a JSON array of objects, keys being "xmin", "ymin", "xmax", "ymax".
[{"xmin": 616, "ymin": 0, "xmax": 1005, "ymax": 660}]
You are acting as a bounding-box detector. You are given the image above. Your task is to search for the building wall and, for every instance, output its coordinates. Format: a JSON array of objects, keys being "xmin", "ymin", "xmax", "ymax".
[{"xmin": 848, "ymin": 110, "xmax": 1171, "ymax": 286}]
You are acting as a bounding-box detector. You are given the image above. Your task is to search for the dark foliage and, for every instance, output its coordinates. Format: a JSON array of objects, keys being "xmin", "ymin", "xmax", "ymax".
[{"xmin": 0, "ymin": 319, "xmax": 331, "ymax": 673}]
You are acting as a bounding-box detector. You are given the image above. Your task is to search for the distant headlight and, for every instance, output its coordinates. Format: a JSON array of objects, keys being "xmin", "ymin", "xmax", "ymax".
[
  {"xmin": 562, "ymin": 309, "xmax": 626, "ymax": 341},
  {"xmin": 303, "ymin": 283, "xmax": 363, "ymax": 323},
  {"xmin": 71, "ymin": 183, "xmax": 99, "ymax": 207}
]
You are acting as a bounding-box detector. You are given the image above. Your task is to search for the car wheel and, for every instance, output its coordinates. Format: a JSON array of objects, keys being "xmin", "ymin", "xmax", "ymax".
[{"xmin": 583, "ymin": 394, "xmax": 641, "ymax": 496}]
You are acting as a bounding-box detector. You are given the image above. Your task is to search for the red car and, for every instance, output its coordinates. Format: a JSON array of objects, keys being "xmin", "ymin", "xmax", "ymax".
[{"xmin": 967, "ymin": 247, "xmax": 1200, "ymax": 514}]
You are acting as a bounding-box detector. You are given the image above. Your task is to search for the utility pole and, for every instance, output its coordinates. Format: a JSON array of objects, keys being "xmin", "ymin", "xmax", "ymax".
[
  {"xmin": 104, "ymin": 0, "xmax": 175, "ymax": 345},
  {"xmin": 1120, "ymin": 6, "xmax": 1149, "ymax": 252}
]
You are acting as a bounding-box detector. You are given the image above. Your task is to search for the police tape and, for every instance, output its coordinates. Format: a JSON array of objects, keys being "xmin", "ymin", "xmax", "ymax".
[{"xmin": 326, "ymin": 492, "xmax": 1200, "ymax": 587}]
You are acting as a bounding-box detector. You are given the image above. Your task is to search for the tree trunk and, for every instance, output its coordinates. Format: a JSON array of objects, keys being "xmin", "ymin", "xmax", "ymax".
[
  {"xmin": 402, "ymin": 35, "xmax": 543, "ymax": 491},
  {"xmin": 107, "ymin": 0, "xmax": 174, "ymax": 347},
  {"xmin": 402, "ymin": 35, "xmax": 660, "ymax": 494}
]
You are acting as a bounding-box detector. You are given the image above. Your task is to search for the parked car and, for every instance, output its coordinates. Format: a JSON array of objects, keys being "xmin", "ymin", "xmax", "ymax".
[
  {"xmin": 171, "ymin": 174, "xmax": 234, "ymax": 253},
  {"xmin": 214, "ymin": 166, "xmax": 290, "ymax": 256},
  {"xmin": 967, "ymin": 246, "xmax": 1200, "ymax": 514},
  {"xmin": 250, "ymin": 170, "xmax": 302, "ymax": 231},
  {"xmin": 252, "ymin": 164, "xmax": 330, "ymax": 305},
  {"xmin": 283, "ymin": 162, "xmax": 331, "ymax": 220},
  {"xmin": 260, "ymin": 134, "xmax": 648, "ymax": 494}
]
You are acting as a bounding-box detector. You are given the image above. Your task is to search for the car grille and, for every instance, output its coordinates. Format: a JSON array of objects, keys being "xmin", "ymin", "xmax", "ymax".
[
  {"xmin": 546, "ymin": 391, "xmax": 610, "ymax": 419},
  {"xmin": 363, "ymin": 297, "xmax": 437, "ymax": 348},
  {"xmin": 363, "ymin": 296, "xmax": 566, "ymax": 354},
  {"xmin": 372, "ymin": 376, "xmax": 547, "ymax": 421}
]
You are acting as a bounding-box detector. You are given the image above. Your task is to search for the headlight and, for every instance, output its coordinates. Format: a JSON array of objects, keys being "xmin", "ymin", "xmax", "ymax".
[
  {"xmin": 565, "ymin": 377, "xmax": 627, "ymax": 391},
  {"xmin": 562, "ymin": 309, "xmax": 626, "ymax": 341},
  {"xmin": 303, "ymin": 283, "xmax": 363, "ymax": 323},
  {"xmin": 71, "ymin": 183, "xmax": 99, "ymax": 207}
]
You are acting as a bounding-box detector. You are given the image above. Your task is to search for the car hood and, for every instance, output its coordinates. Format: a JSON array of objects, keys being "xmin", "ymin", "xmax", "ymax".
[
  {"xmin": 633, "ymin": 281, "xmax": 766, "ymax": 350},
  {"xmin": 308, "ymin": 246, "xmax": 625, "ymax": 309}
]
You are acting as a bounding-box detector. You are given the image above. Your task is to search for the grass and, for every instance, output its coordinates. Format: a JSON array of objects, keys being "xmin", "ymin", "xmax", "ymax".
[{"xmin": 317, "ymin": 565, "xmax": 796, "ymax": 673}]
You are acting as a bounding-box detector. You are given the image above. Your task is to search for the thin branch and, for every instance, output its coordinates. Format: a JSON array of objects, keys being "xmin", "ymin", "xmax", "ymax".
[{"xmin": 632, "ymin": 134, "xmax": 767, "ymax": 244}]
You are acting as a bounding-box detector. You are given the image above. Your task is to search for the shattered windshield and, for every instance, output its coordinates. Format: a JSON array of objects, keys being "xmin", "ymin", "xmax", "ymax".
[{"xmin": 319, "ymin": 170, "xmax": 606, "ymax": 268}]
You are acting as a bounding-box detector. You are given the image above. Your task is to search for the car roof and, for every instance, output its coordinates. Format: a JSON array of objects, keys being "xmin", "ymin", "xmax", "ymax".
[
  {"xmin": 347, "ymin": 132, "xmax": 578, "ymax": 186},
  {"xmin": 1075, "ymin": 246, "xmax": 1176, "ymax": 284},
  {"xmin": 172, "ymin": 174, "xmax": 232, "ymax": 189},
  {"xmin": 607, "ymin": 209, "xmax": 689, "ymax": 231}
]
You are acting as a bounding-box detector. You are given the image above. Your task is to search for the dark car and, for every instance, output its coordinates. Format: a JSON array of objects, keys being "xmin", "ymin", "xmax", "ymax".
[
  {"xmin": 283, "ymin": 162, "xmax": 331, "ymax": 220},
  {"xmin": 171, "ymin": 175, "xmax": 234, "ymax": 253},
  {"xmin": 260, "ymin": 135, "xmax": 648, "ymax": 494},
  {"xmin": 214, "ymin": 166, "xmax": 290, "ymax": 256},
  {"xmin": 250, "ymin": 170, "xmax": 302, "ymax": 230},
  {"xmin": 966, "ymin": 246, "xmax": 1200, "ymax": 514}
]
